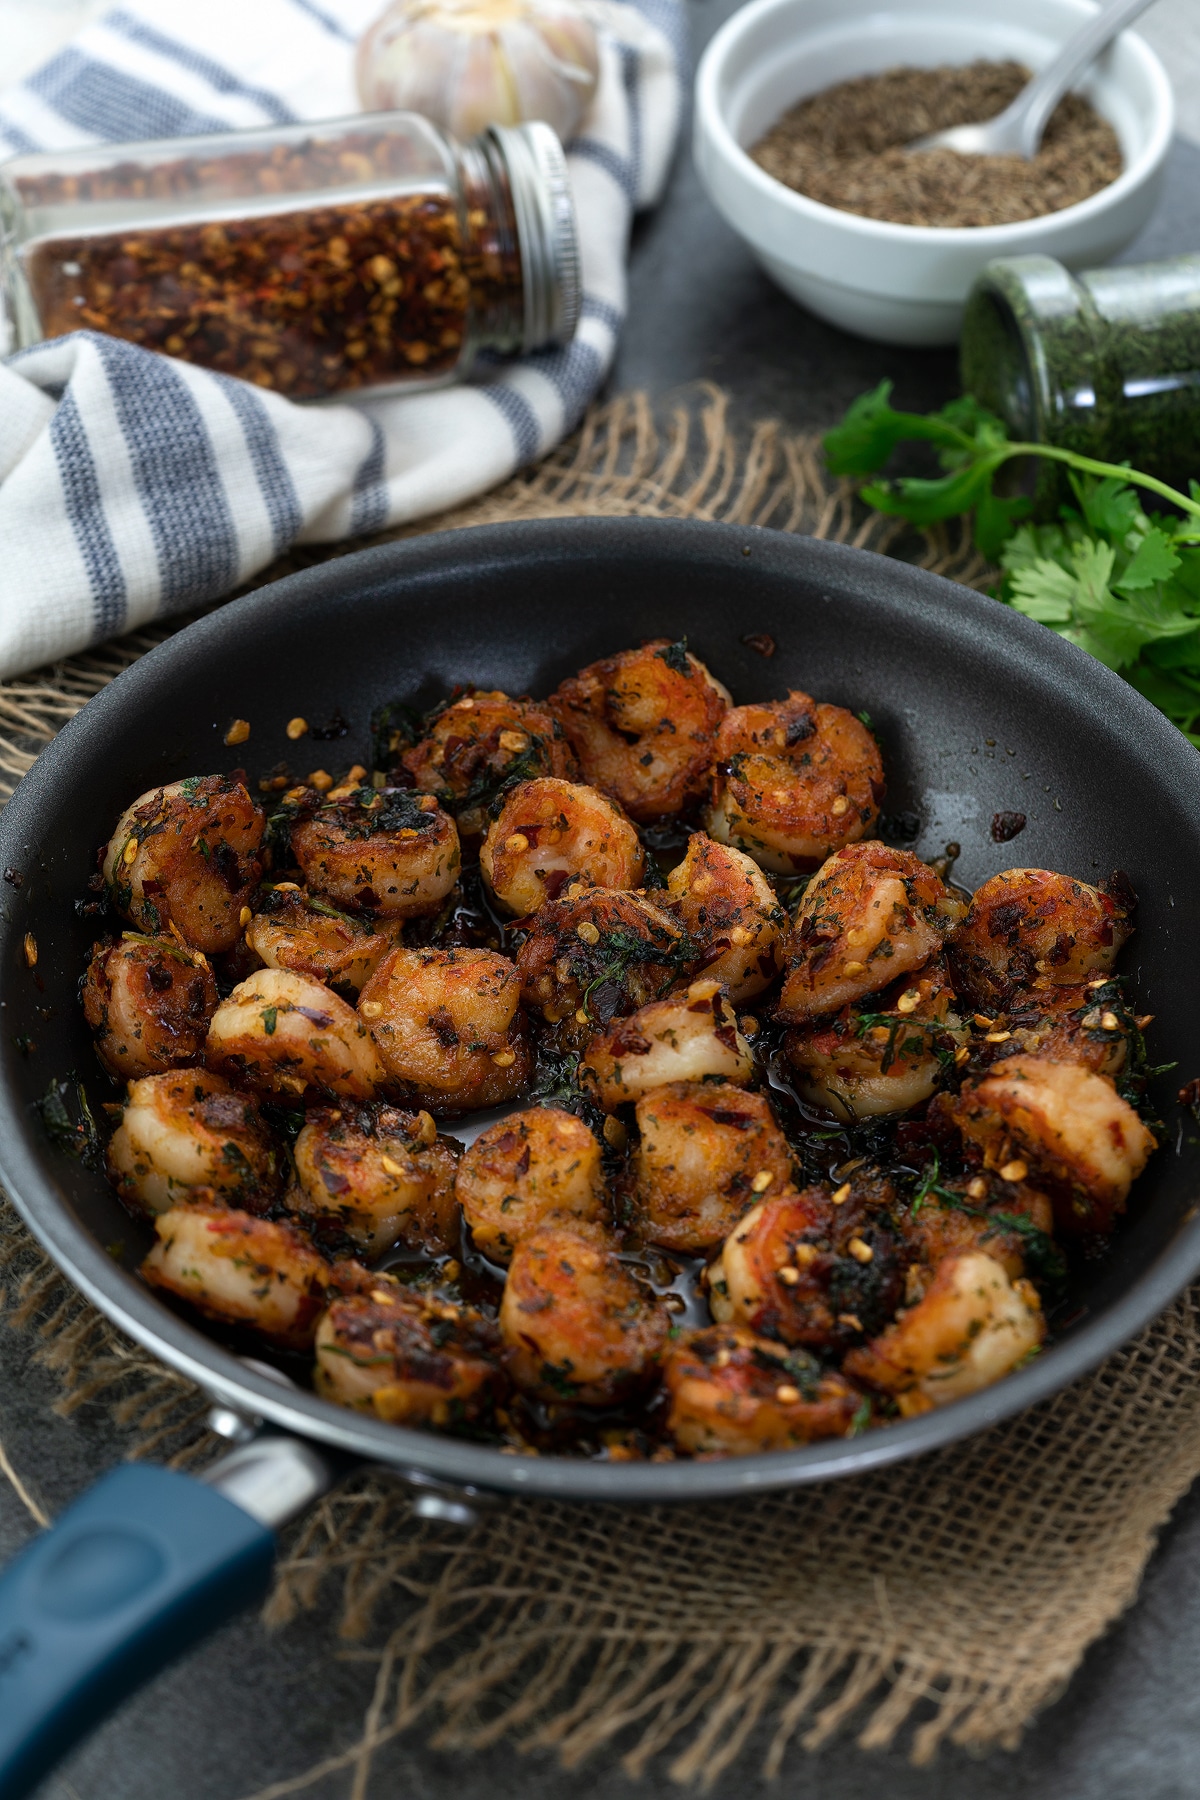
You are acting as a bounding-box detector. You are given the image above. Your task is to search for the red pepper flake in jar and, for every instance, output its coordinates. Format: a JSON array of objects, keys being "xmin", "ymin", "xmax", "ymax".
[{"xmin": 5, "ymin": 117, "xmax": 580, "ymax": 401}]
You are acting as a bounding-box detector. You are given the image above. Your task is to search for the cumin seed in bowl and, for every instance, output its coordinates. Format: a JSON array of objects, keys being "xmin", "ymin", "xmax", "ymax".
[{"xmin": 751, "ymin": 61, "xmax": 1123, "ymax": 229}]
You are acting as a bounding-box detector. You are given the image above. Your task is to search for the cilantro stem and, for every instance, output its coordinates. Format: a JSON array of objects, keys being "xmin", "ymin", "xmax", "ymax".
[{"xmin": 1002, "ymin": 442, "xmax": 1200, "ymax": 528}]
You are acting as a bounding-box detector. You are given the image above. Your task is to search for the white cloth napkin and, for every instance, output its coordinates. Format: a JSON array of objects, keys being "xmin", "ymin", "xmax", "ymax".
[{"xmin": 0, "ymin": 0, "xmax": 683, "ymax": 679}]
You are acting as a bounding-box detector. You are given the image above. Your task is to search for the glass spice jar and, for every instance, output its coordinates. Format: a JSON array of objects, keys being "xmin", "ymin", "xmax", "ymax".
[
  {"xmin": 0, "ymin": 112, "xmax": 580, "ymax": 401},
  {"xmin": 961, "ymin": 253, "xmax": 1200, "ymax": 504}
]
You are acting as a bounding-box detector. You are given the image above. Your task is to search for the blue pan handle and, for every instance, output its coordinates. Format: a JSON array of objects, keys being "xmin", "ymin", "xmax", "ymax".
[{"xmin": 0, "ymin": 1437, "xmax": 336, "ymax": 1799}]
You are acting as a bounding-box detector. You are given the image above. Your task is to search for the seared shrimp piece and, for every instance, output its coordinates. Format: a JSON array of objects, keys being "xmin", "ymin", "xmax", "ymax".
[
  {"xmin": 900, "ymin": 1174, "xmax": 1056, "ymax": 1288},
  {"xmin": 246, "ymin": 886, "xmax": 400, "ymax": 993},
  {"xmin": 401, "ymin": 689, "xmax": 578, "ymax": 835},
  {"xmin": 661, "ymin": 833, "xmax": 783, "ymax": 1002},
  {"xmin": 103, "ymin": 774, "xmax": 265, "ymax": 953},
  {"xmin": 950, "ymin": 1055, "xmax": 1156, "ymax": 1234},
  {"xmin": 970, "ymin": 979, "xmax": 1135, "ymax": 1081},
  {"xmin": 500, "ymin": 1221, "xmax": 669, "ymax": 1405},
  {"xmin": 844, "ymin": 1250, "xmax": 1044, "ymax": 1417},
  {"xmin": 315, "ymin": 1284, "xmax": 501, "ymax": 1425},
  {"xmin": 83, "ymin": 934, "xmax": 218, "ymax": 1080},
  {"xmin": 784, "ymin": 962, "xmax": 966, "ymax": 1121},
  {"xmin": 633, "ymin": 1082, "xmax": 793, "ymax": 1253},
  {"xmin": 142, "ymin": 1197, "xmax": 333, "ymax": 1349},
  {"xmin": 106, "ymin": 1070, "xmax": 279, "ymax": 1216},
  {"xmin": 289, "ymin": 785, "xmax": 459, "ymax": 918},
  {"xmin": 480, "ymin": 778, "xmax": 644, "ymax": 917},
  {"xmin": 949, "ymin": 868, "xmax": 1133, "ymax": 1009},
  {"xmin": 292, "ymin": 1103, "xmax": 459, "ymax": 1255},
  {"xmin": 580, "ymin": 980, "xmax": 755, "ymax": 1110},
  {"xmin": 704, "ymin": 691, "xmax": 883, "ymax": 872},
  {"xmin": 358, "ymin": 945, "xmax": 531, "ymax": 1111},
  {"xmin": 456, "ymin": 1106, "xmax": 607, "ymax": 1264},
  {"xmin": 711, "ymin": 1179, "xmax": 909, "ymax": 1351},
  {"xmin": 664, "ymin": 1324, "xmax": 862, "ymax": 1455},
  {"xmin": 515, "ymin": 888, "xmax": 688, "ymax": 1030},
  {"xmin": 776, "ymin": 843, "xmax": 966, "ymax": 1024},
  {"xmin": 547, "ymin": 640, "xmax": 729, "ymax": 822},
  {"xmin": 206, "ymin": 969, "xmax": 385, "ymax": 1101}
]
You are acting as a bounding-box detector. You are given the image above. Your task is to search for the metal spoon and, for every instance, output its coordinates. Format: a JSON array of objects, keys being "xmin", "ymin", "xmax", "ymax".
[{"xmin": 908, "ymin": 0, "xmax": 1159, "ymax": 158}]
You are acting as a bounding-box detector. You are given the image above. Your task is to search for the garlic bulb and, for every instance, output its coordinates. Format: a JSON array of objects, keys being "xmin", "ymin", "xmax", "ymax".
[{"xmin": 356, "ymin": 0, "xmax": 600, "ymax": 145}]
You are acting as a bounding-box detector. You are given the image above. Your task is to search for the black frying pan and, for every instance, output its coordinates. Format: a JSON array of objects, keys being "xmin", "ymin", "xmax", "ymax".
[{"xmin": 1, "ymin": 518, "xmax": 1198, "ymax": 1794}]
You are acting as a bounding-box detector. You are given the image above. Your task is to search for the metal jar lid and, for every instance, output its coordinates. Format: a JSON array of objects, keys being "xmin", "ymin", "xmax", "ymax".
[{"xmin": 488, "ymin": 121, "xmax": 581, "ymax": 353}]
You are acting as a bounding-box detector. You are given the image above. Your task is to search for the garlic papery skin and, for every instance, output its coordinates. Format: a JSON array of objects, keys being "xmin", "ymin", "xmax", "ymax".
[{"xmin": 356, "ymin": 0, "xmax": 601, "ymax": 145}]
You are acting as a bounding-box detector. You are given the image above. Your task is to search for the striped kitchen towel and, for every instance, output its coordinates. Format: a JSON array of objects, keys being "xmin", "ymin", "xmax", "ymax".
[{"xmin": 0, "ymin": 0, "xmax": 683, "ymax": 680}]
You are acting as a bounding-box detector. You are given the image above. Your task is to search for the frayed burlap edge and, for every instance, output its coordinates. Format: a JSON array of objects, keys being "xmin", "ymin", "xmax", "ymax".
[{"xmin": 2, "ymin": 383, "xmax": 1191, "ymax": 1794}]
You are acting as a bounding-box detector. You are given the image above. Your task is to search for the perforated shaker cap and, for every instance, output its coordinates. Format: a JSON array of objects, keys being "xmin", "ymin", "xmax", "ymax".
[{"xmin": 488, "ymin": 121, "xmax": 581, "ymax": 353}]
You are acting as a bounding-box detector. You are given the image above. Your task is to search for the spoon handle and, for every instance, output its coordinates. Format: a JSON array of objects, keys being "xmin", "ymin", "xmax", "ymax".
[{"xmin": 1007, "ymin": 0, "xmax": 1160, "ymax": 157}]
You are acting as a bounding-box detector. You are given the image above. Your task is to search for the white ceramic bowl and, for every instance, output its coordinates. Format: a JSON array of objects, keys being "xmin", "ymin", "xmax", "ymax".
[{"xmin": 693, "ymin": 0, "xmax": 1175, "ymax": 346}]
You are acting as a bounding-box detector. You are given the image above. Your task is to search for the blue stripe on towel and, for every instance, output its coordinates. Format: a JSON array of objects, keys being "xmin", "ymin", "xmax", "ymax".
[
  {"xmin": 217, "ymin": 380, "xmax": 304, "ymax": 556},
  {"xmin": 530, "ymin": 339, "xmax": 605, "ymax": 429},
  {"xmin": 581, "ymin": 296, "xmax": 624, "ymax": 335},
  {"xmin": 349, "ymin": 419, "xmax": 388, "ymax": 535},
  {"xmin": 49, "ymin": 387, "xmax": 128, "ymax": 640},
  {"xmin": 285, "ymin": 0, "xmax": 357, "ymax": 43},
  {"xmin": 105, "ymin": 10, "xmax": 298, "ymax": 124},
  {"xmin": 0, "ymin": 114, "xmax": 39, "ymax": 154},
  {"xmin": 92, "ymin": 335, "xmax": 238, "ymax": 606},
  {"xmin": 28, "ymin": 47, "xmax": 227, "ymax": 142},
  {"xmin": 483, "ymin": 383, "xmax": 542, "ymax": 465}
]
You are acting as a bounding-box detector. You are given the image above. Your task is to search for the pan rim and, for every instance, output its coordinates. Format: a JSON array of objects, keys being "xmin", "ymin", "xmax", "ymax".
[{"xmin": 3, "ymin": 515, "xmax": 1198, "ymax": 1503}]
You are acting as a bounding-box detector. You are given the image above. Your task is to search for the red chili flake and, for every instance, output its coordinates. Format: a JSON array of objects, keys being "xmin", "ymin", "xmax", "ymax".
[
  {"xmin": 20, "ymin": 133, "xmax": 523, "ymax": 401},
  {"xmin": 741, "ymin": 633, "xmax": 776, "ymax": 657}
]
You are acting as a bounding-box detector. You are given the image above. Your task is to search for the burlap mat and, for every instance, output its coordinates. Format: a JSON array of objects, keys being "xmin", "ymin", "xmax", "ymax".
[{"xmin": 1, "ymin": 385, "xmax": 1195, "ymax": 1794}]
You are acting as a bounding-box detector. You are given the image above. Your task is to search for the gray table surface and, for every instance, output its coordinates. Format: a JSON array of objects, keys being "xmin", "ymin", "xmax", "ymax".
[{"xmin": 7, "ymin": 2, "xmax": 1200, "ymax": 1794}]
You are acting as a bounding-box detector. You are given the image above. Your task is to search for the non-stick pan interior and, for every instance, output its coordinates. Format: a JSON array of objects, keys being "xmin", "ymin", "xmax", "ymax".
[{"xmin": 1, "ymin": 518, "xmax": 1198, "ymax": 1501}]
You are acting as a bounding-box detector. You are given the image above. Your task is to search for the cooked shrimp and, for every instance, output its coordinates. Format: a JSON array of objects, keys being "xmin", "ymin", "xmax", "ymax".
[
  {"xmin": 844, "ymin": 1250, "xmax": 1044, "ymax": 1416},
  {"xmin": 499, "ymin": 1221, "xmax": 669, "ymax": 1404},
  {"xmin": 206, "ymin": 969, "xmax": 385, "ymax": 1101},
  {"xmin": 291, "ymin": 1103, "xmax": 459, "ymax": 1255},
  {"xmin": 401, "ymin": 689, "xmax": 578, "ymax": 835},
  {"xmin": 660, "ymin": 833, "xmax": 783, "ymax": 1002},
  {"xmin": 358, "ymin": 945, "xmax": 531, "ymax": 1111},
  {"xmin": 899, "ymin": 1173, "xmax": 1056, "ymax": 1288},
  {"xmin": 784, "ymin": 961, "xmax": 966, "ymax": 1121},
  {"xmin": 82, "ymin": 933, "xmax": 218, "ymax": 1079},
  {"xmin": 950, "ymin": 1055, "xmax": 1156, "ymax": 1234},
  {"xmin": 456, "ymin": 1106, "xmax": 607, "ymax": 1264},
  {"xmin": 103, "ymin": 774, "xmax": 265, "ymax": 953},
  {"xmin": 776, "ymin": 842, "xmax": 967, "ymax": 1023},
  {"xmin": 664, "ymin": 1324, "xmax": 862, "ymax": 1455},
  {"xmin": 703, "ymin": 691, "xmax": 883, "ymax": 872},
  {"xmin": 245, "ymin": 886, "xmax": 400, "ymax": 992},
  {"xmin": 289, "ymin": 785, "xmax": 459, "ymax": 918},
  {"xmin": 141, "ymin": 1196, "xmax": 333, "ymax": 1349},
  {"xmin": 580, "ymin": 979, "xmax": 754, "ymax": 1110},
  {"xmin": 515, "ymin": 888, "xmax": 688, "ymax": 1032},
  {"xmin": 547, "ymin": 640, "xmax": 729, "ymax": 822},
  {"xmin": 106, "ymin": 1070, "xmax": 280, "ymax": 1216},
  {"xmin": 315, "ymin": 1284, "xmax": 502, "ymax": 1424},
  {"xmin": 480, "ymin": 777, "xmax": 644, "ymax": 917},
  {"xmin": 711, "ymin": 1178, "xmax": 909, "ymax": 1351},
  {"xmin": 632, "ymin": 1081, "xmax": 794, "ymax": 1253},
  {"xmin": 970, "ymin": 979, "xmax": 1135, "ymax": 1081},
  {"xmin": 949, "ymin": 868, "xmax": 1133, "ymax": 1008}
]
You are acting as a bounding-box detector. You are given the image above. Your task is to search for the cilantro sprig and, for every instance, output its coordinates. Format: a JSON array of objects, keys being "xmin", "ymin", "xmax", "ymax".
[{"xmin": 824, "ymin": 382, "xmax": 1200, "ymax": 745}]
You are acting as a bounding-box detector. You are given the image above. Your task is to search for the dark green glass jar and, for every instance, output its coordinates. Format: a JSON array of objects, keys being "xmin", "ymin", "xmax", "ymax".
[{"xmin": 961, "ymin": 253, "xmax": 1200, "ymax": 505}]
